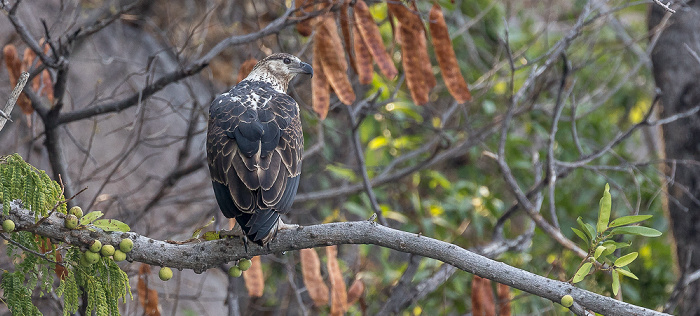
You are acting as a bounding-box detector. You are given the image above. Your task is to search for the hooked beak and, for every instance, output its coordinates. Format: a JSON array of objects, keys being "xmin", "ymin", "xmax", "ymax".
[{"xmin": 298, "ymin": 61, "xmax": 313, "ymax": 77}]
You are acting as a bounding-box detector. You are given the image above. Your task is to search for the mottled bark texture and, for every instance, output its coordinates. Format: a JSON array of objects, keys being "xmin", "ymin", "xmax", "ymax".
[{"xmin": 649, "ymin": 1, "xmax": 700, "ymax": 314}]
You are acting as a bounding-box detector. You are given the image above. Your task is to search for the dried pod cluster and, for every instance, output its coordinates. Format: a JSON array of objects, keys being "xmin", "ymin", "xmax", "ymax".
[{"xmin": 293, "ymin": 0, "xmax": 471, "ymax": 117}]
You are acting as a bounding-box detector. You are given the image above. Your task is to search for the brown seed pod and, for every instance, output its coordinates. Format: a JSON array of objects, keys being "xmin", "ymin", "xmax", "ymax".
[
  {"xmin": 388, "ymin": 2, "xmax": 434, "ymax": 105},
  {"xmin": 353, "ymin": 23, "xmax": 374, "ymax": 85},
  {"xmin": 497, "ymin": 283, "xmax": 511, "ymax": 316},
  {"xmin": 429, "ymin": 3, "xmax": 471, "ymax": 103},
  {"xmin": 301, "ymin": 248, "xmax": 330, "ymax": 306},
  {"xmin": 312, "ymin": 39, "xmax": 331, "ymax": 119},
  {"xmin": 346, "ymin": 277, "xmax": 365, "ymax": 305},
  {"xmin": 243, "ymin": 256, "xmax": 264, "ymax": 297},
  {"xmin": 354, "ymin": 0, "xmax": 398, "ymax": 79},
  {"xmin": 316, "ymin": 14, "xmax": 355, "ymax": 105},
  {"xmin": 338, "ymin": 2, "xmax": 356, "ymax": 73},
  {"xmin": 326, "ymin": 246, "xmax": 348, "ymax": 316}
]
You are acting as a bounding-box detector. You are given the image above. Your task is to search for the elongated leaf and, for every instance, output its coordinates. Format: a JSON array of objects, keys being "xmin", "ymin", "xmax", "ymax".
[
  {"xmin": 571, "ymin": 228, "xmax": 589, "ymax": 245},
  {"xmin": 572, "ymin": 262, "xmax": 592, "ymax": 283},
  {"xmin": 594, "ymin": 246, "xmax": 605, "ymax": 260},
  {"xmin": 601, "ymin": 241, "xmax": 617, "ymax": 257},
  {"xmin": 80, "ymin": 211, "xmax": 103, "ymax": 225},
  {"xmin": 609, "ymin": 215, "xmax": 653, "ymax": 228},
  {"xmin": 609, "ymin": 226, "xmax": 662, "ymax": 237},
  {"xmin": 347, "ymin": 278, "xmax": 365, "ymax": 306},
  {"xmin": 616, "ymin": 267, "xmax": 639, "ymax": 280},
  {"xmin": 597, "ymin": 183, "xmax": 611, "ymax": 234},
  {"xmin": 614, "ymin": 252, "xmax": 638, "ymax": 268},
  {"xmin": 92, "ymin": 219, "xmax": 131, "ymax": 232},
  {"xmin": 192, "ymin": 216, "xmax": 216, "ymax": 238},
  {"xmin": 611, "ymin": 270, "xmax": 620, "ymax": 296},
  {"xmin": 317, "ymin": 14, "xmax": 356, "ymax": 105},
  {"xmin": 576, "ymin": 217, "xmax": 595, "ymax": 240},
  {"xmin": 243, "ymin": 256, "xmax": 264, "ymax": 297}
]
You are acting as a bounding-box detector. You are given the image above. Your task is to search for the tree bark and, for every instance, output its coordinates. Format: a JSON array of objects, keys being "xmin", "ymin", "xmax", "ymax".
[{"xmin": 649, "ymin": 1, "xmax": 700, "ymax": 314}]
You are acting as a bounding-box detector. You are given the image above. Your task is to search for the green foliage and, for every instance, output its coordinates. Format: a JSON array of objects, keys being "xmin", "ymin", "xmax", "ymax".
[
  {"xmin": 0, "ymin": 153, "xmax": 66, "ymax": 216},
  {"xmin": 0, "ymin": 154, "xmax": 132, "ymax": 315},
  {"xmin": 568, "ymin": 183, "xmax": 661, "ymax": 297}
]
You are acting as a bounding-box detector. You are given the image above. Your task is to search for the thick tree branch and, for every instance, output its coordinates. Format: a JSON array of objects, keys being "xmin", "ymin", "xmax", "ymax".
[{"xmin": 2, "ymin": 201, "xmax": 668, "ymax": 316}]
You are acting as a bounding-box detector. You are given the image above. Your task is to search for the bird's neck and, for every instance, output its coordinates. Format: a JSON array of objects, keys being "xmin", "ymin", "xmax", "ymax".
[{"xmin": 244, "ymin": 69, "xmax": 288, "ymax": 93}]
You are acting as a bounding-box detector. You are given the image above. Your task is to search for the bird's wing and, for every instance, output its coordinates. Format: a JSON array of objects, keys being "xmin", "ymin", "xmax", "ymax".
[{"xmin": 206, "ymin": 86, "xmax": 302, "ymax": 217}]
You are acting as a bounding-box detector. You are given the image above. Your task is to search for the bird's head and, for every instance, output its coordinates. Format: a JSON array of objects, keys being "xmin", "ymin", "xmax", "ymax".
[{"xmin": 246, "ymin": 53, "xmax": 313, "ymax": 92}]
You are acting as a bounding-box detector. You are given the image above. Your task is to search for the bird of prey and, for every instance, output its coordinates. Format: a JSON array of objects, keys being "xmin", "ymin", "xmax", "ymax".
[{"xmin": 207, "ymin": 53, "xmax": 312, "ymax": 246}]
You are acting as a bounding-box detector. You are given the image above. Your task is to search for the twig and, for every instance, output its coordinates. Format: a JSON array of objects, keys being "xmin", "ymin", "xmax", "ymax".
[
  {"xmin": 0, "ymin": 72, "xmax": 29, "ymax": 132},
  {"xmin": 653, "ymin": 0, "xmax": 676, "ymax": 13}
]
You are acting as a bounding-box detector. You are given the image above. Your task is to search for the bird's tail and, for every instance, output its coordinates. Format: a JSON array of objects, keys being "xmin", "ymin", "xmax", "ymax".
[{"xmin": 235, "ymin": 209, "xmax": 280, "ymax": 246}]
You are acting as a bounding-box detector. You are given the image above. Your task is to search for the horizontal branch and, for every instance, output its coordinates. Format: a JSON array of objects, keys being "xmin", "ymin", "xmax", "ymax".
[{"xmin": 2, "ymin": 201, "xmax": 667, "ymax": 316}]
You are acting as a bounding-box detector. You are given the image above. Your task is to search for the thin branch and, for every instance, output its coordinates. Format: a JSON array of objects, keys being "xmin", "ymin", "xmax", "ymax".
[{"xmin": 0, "ymin": 72, "xmax": 29, "ymax": 132}]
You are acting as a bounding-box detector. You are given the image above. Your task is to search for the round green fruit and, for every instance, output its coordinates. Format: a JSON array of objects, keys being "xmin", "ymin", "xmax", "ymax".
[
  {"xmin": 89, "ymin": 239, "xmax": 102, "ymax": 253},
  {"xmin": 101, "ymin": 244, "xmax": 115, "ymax": 257},
  {"xmin": 560, "ymin": 294, "xmax": 574, "ymax": 308},
  {"xmin": 237, "ymin": 258, "xmax": 252, "ymax": 271},
  {"xmin": 113, "ymin": 250, "xmax": 127, "ymax": 262},
  {"xmin": 80, "ymin": 254, "xmax": 93, "ymax": 266},
  {"xmin": 228, "ymin": 266, "xmax": 242, "ymax": 278},
  {"xmin": 119, "ymin": 238, "xmax": 134, "ymax": 253},
  {"xmin": 159, "ymin": 267, "xmax": 173, "ymax": 281},
  {"xmin": 2, "ymin": 219, "xmax": 15, "ymax": 232},
  {"xmin": 65, "ymin": 214, "xmax": 78, "ymax": 229},
  {"xmin": 84, "ymin": 251, "xmax": 100, "ymax": 264},
  {"xmin": 68, "ymin": 206, "xmax": 83, "ymax": 218}
]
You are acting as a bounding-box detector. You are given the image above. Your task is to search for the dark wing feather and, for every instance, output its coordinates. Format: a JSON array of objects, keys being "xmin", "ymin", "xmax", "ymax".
[{"xmin": 207, "ymin": 81, "xmax": 303, "ymax": 243}]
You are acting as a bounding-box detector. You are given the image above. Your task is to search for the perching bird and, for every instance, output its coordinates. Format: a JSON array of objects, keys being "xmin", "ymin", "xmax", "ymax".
[{"xmin": 207, "ymin": 53, "xmax": 312, "ymax": 246}]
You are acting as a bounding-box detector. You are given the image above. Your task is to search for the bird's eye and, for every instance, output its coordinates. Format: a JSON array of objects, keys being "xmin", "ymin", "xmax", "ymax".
[{"xmin": 283, "ymin": 57, "xmax": 291, "ymax": 64}]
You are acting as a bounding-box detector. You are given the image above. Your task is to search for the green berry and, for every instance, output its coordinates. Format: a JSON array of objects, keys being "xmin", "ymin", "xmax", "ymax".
[
  {"xmin": 113, "ymin": 250, "xmax": 127, "ymax": 262},
  {"xmin": 89, "ymin": 240, "xmax": 102, "ymax": 253},
  {"xmin": 560, "ymin": 294, "xmax": 574, "ymax": 308},
  {"xmin": 84, "ymin": 251, "xmax": 100, "ymax": 264},
  {"xmin": 80, "ymin": 254, "xmax": 93, "ymax": 266},
  {"xmin": 101, "ymin": 244, "xmax": 115, "ymax": 257},
  {"xmin": 2, "ymin": 219, "xmax": 15, "ymax": 232},
  {"xmin": 68, "ymin": 206, "xmax": 83, "ymax": 218},
  {"xmin": 237, "ymin": 258, "xmax": 252, "ymax": 271},
  {"xmin": 119, "ymin": 238, "xmax": 134, "ymax": 253},
  {"xmin": 159, "ymin": 267, "xmax": 173, "ymax": 281},
  {"xmin": 228, "ymin": 266, "xmax": 242, "ymax": 277},
  {"xmin": 65, "ymin": 214, "xmax": 78, "ymax": 229}
]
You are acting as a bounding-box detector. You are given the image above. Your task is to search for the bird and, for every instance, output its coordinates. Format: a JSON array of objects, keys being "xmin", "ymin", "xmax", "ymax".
[{"xmin": 206, "ymin": 53, "xmax": 312, "ymax": 246}]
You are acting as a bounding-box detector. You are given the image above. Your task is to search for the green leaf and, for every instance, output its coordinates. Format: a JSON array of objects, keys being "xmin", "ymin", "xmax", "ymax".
[
  {"xmin": 609, "ymin": 215, "xmax": 653, "ymax": 228},
  {"xmin": 594, "ymin": 246, "xmax": 606, "ymax": 260},
  {"xmin": 91, "ymin": 219, "xmax": 130, "ymax": 232},
  {"xmin": 79, "ymin": 211, "xmax": 103, "ymax": 225},
  {"xmin": 571, "ymin": 228, "xmax": 589, "ymax": 245},
  {"xmin": 616, "ymin": 267, "xmax": 639, "ymax": 280},
  {"xmin": 192, "ymin": 216, "xmax": 216, "ymax": 238},
  {"xmin": 597, "ymin": 183, "xmax": 611, "ymax": 234},
  {"xmin": 572, "ymin": 262, "xmax": 592, "ymax": 283},
  {"xmin": 577, "ymin": 217, "xmax": 595, "ymax": 240},
  {"xmin": 609, "ymin": 226, "xmax": 662, "ymax": 237},
  {"xmin": 612, "ymin": 270, "xmax": 620, "ymax": 296},
  {"xmin": 614, "ymin": 252, "xmax": 638, "ymax": 268},
  {"xmin": 601, "ymin": 241, "xmax": 617, "ymax": 257}
]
